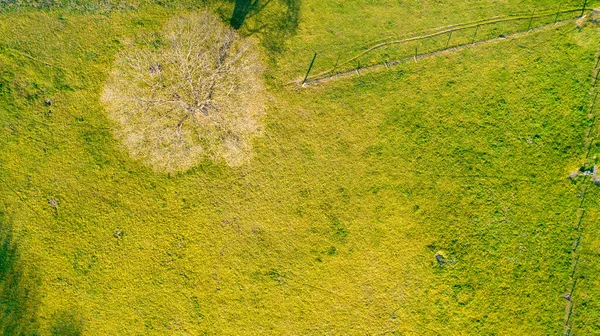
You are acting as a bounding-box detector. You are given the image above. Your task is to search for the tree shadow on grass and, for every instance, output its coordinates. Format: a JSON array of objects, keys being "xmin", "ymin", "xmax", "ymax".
[
  {"xmin": 230, "ymin": 0, "xmax": 264, "ymax": 30},
  {"xmin": 0, "ymin": 210, "xmax": 83, "ymax": 336},
  {"xmin": 217, "ymin": 0, "xmax": 301, "ymax": 56},
  {"xmin": 0, "ymin": 212, "xmax": 40, "ymax": 336},
  {"xmin": 50, "ymin": 310, "xmax": 83, "ymax": 336}
]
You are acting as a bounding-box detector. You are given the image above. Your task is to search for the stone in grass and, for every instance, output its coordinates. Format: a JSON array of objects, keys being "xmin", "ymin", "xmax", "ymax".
[
  {"xmin": 570, "ymin": 165, "xmax": 600, "ymax": 184},
  {"xmin": 580, "ymin": 164, "xmax": 594, "ymax": 176},
  {"xmin": 563, "ymin": 293, "xmax": 572, "ymax": 301},
  {"xmin": 48, "ymin": 197, "xmax": 58, "ymax": 209},
  {"xmin": 435, "ymin": 252, "xmax": 456, "ymax": 265},
  {"xmin": 113, "ymin": 230, "xmax": 122, "ymax": 239},
  {"xmin": 568, "ymin": 170, "xmax": 580, "ymax": 181},
  {"xmin": 435, "ymin": 253, "xmax": 445, "ymax": 265}
]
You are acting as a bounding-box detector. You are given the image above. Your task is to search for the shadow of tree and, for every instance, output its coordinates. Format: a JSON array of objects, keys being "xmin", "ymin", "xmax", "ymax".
[
  {"xmin": 0, "ymin": 210, "xmax": 84, "ymax": 336},
  {"xmin": 51, "ymin": 310, "xmax": 83, "ymax": 336},
  {"xmin": 0, "ymin": 212, "xmax": 40, "ymax": 336},
  {"xmin": 230, "ymin": 0, "xmax": 262, "ymax": 29},
  {"xmin": 216, "ymin": 0, "xmax": 301, "ymax": 56}
]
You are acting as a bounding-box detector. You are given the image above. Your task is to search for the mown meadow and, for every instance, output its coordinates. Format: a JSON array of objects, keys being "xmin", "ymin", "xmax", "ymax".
[{"xmin": 2, "ymin": 0, "xmax": 600, "ymax": 334}]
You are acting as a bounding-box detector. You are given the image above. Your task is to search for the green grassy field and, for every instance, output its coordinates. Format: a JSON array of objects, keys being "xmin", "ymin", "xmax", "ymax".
[{"xmin": 2, "ymin": 0, "xmax": 600, "ymax": 335}]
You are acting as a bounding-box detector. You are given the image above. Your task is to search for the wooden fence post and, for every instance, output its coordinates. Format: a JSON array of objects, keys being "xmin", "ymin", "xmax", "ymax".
[
  {"xmin": 590, "ymin": 91, "xmax": 599, "ymax": 111},
  {"xmin": 527, "ymin": 10, "xmax": 535, "ymax": 31},
  {"xmin": 332, "ymin": 55, "xmax": 340, "ymax": 74},
  {"xmin": 581, "ymin": 0, "xmax": 588, "ymax": 17},
  {"xmin": 472, "ymin": 25, "xmax": 479, "ymax": 44},
  {"xmin": 555, "ymin": 2, "xmax": 562, "ymax": 23},
  {"xmin": 302, "ymin": 52, "xmax": 317, "ymax": 86},
  {"xmin": 414, "ymin": 46, "xmax": 418, "ymax": 62},
  {"xmin": 445, "ymin": 30, "xmax": 453, "ymax": 48}
]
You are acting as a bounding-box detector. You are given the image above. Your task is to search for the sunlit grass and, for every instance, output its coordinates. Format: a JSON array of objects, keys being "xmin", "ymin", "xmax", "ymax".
[{"xmin": 1, "ymin": 1, "xmax": 600, "ymax": 334}]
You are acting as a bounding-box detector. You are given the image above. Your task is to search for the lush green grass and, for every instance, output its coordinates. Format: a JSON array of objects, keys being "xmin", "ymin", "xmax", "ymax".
[{"xmin": 2, "ymin": 1, "xmax": 600, "ymax": 335}]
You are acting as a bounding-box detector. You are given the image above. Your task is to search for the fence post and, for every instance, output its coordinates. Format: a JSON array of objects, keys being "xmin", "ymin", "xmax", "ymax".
[
  {"xmin": 414, "ymin": 46, "xmax": 418, "ymax": 62},
  {"xmin": 445, "ymin": 30, "xmax": 453, "ymax": 48},
  {"xmin": 301, "ymin": 52, "xmax": 317, "ymax": 86},
  {"xmin": 527, "ymin": 10, "xmax": 535, "ymax": 31},
  {"xmin": 564, "ymin": 274, "xmax": 579, "ymax": 330},
  {"xmin": 385, "ymin": 60, "xmax": 389, "ymax": 70},
  {"xmin": 581, "ymin": 0, "xmax": 588, "ymax": 17},
  {"xmin": 356, "ymin": 61, "xmax": 361, "ymax": 76},
  {"xmin": 332, "ymin": 55, "xmax": 340, "ymax": 74},
  {"xmin": 590, "ymin": 91, "xmax": 599, "ymax": 112},
  {"xmin": 555, "ymin": 2, "xmax": 562, "ymax": 23},
  {"xmin": 472, "ymin": 25, "xmax": 479, "ymax": 44}
]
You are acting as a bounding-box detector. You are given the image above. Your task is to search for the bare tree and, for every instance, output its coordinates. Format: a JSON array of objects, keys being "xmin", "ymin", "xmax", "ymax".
[{"xmin": 101, "ymin": 11, "xmax": 265, "ymax": 173}]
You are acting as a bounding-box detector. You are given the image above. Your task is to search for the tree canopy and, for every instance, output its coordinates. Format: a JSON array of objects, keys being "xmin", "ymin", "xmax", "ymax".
[{"xmin": 101, "ymin": 11, "xmax": 264, "ymax": 172}]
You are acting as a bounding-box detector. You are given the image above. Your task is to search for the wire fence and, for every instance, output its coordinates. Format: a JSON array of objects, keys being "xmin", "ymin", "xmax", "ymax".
[
  {"xmin": 297, "ymin": 4, "xmax": 594, "ymax": 86},
  {"xmin": 562, "ymin": 35, "xmax": 600, "ymax": 336}
]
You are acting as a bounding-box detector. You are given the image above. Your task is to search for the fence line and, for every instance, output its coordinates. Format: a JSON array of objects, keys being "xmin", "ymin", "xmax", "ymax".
[
  {"xmin": 562, "ymin": 41, "xmax": 600, "ymax": 336},
  {"xmin": 299, "ymin": 17, "xmax": 577, "ymax": 87},
  {"xmin": 341, "ymin": 6, "xmax": 584, "ymax": 55},
  {"xmin": 291, "ymin": 6, "xmax": 591, "ymax": 87}
]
